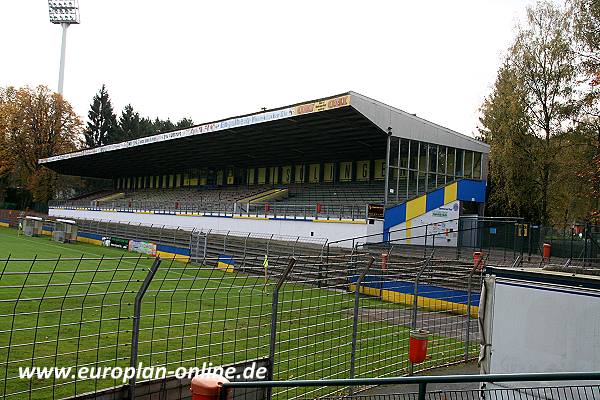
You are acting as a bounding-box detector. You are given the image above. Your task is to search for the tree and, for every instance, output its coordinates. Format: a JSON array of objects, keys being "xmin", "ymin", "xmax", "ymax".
[
  {"xmin": 118, "ymin": 104, "xmax": 141, "ymax": 141},
  {"xmin": 84, "ymin": 84, "xmax": 120, "ymax": 147},
  {"xmin": 0, "ymin": 85, "xmax": 82, "ymax": 203},
  {"xmin": 481, "ymin": 1, "xmax": 578, "ymax": 224},
  {"xmin": 176, "ymin": 117, "xmax": 194, "ymax": 129},
  {"xmin": 153, "ymin": 118, "xmax": 175, "ymax": 134},
  {"xmin": 479, "ymin": 64, "xmax": 543, "ymax": 222},
  {"xmin": 511, "ymin": 1, "xmax": 576, "ymax": 224},
  {"xmin": 569, "ymin": 0, "xmax": 600, "ymax": 220}
]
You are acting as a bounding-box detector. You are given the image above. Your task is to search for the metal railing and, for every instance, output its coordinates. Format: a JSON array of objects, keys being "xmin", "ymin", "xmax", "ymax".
[
  {"xmin": 0, "ymin": 249, "xmax": 483, "ymax": 400},
  {"xmin": 222, "ymin": 372, "xmax": 600, "ymax": 400},
  {"xmin": 47, "ymin": 199, "xmax": 369, "ymax": 221}
]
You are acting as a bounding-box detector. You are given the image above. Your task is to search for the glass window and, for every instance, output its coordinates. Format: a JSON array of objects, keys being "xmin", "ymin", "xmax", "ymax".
[
  {"xmin": 418, "ymin": 171, "xmax": 426, "ymax": 194},
  {"xmin": 464, "ymin": 151, "xmax": 473, "ymax": 178},
  {"xmin": 437, "ymin": 146, "xmax": 446, "ymax": 174},
  {"xmin": 409, "ymin": 170, "xmax": 418, "ymax": 198},
  {"xmin": 400, "ymin": 139, "xmax": 409, "ymax": 169},
  {"xmin": 429, "ymin": 145, "xmax": 437, "ymax": 174},
  {"xmin": 447, "ymin": 148, "xmax": 455, "ymax": 177},
  {"xmin": 390, "ymin": 137, "xmax": 399, "ymax": 168},
  {"xmin": 409, "ymin": 140, "xmax": 419, "ymax": 170},
  {"xmin": 473, "ymin": 152, "xmax": 482, "ymax": 179},
  {"xmin": 437, "ymin": 174, "xmax": 445, "ymax": 187},
  {"xmin": 419, "ymin": 143, "xmax": 428, "ymax": 172},
  {"xmin": 428, "ymin": 173, "xmax": 437, "ymax": 190},
  {"xmin": 456, "ymin": 149, "xmax": 464, "ymax": 177}
]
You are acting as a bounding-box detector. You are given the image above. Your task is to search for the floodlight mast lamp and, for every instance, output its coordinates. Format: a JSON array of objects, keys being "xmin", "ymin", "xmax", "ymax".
[{"xmin": 48, "ymin": 0, "xmax": 80, "ymax": 95}]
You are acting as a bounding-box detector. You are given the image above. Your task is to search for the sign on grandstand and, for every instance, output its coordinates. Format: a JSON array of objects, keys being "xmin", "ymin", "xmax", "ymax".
[
  {"xmin": 368, "ymin": 204, "xmax": 384, "ymax": 219},
  {"xmin": 40, "ymin": 94, "xmax": 352, "ymax": 163}
]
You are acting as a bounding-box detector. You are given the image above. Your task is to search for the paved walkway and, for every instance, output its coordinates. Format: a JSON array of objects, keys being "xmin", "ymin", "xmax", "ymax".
[{"xmin": 361, "ymin": 362, "xmax": 480, "ymax": 396}]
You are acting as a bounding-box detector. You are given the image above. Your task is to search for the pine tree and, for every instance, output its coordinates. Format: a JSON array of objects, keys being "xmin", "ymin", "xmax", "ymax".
[
  {"xmin": 84, "ymin": 85, "xmax": 120, "ymax": 147},
  {"xmin": 118, "ymin": 104, "xmax": 141, "ymax": 140}
]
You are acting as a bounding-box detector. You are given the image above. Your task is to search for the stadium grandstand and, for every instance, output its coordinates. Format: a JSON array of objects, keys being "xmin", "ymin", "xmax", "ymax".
[{"xmin": 41, "ymin": 92, "xmax": 489, "ymax": 244}]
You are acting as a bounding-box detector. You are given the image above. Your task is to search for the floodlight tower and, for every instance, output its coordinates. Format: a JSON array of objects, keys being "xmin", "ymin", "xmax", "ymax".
[{"xmin": 48, "ymin": 0, "xmax": 80, "ymax": 95}]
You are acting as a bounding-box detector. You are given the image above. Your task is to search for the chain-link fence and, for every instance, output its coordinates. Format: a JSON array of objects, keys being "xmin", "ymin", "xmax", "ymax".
[{"xmin": 0, "ymin": 249, "xmax": 484, "ymax": 400}]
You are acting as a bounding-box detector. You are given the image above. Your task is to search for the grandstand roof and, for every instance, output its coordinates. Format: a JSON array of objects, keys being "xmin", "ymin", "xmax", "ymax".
[{"xmin": 40, "ymin": 92, "xmax": 489, "ymax": 178}]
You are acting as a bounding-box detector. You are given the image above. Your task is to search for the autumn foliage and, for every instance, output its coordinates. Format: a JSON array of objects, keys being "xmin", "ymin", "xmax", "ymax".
[{"xmin": 0, "ymin": 85, "xmax": 82, "ymax": 203}]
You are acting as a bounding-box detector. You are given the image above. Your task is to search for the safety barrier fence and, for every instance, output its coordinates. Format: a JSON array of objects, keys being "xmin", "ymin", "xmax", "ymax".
[
  {"xmin": 222, "ymin": 372, "xmax": 600, "ymax": 400},
  {"xmin": 2, "ymin": 208, "xmax": 597, "ymax": 269},
  {"xmin": 47, "ymin": 199, "xmax": 370, "ymax": 222},
  {"xmin": 0, "ymin": 251, "xmax": 483, "ymax": 400},
  {"xmin": 328, "ymin": 217, "xmax": 600, "ymax": 267}
]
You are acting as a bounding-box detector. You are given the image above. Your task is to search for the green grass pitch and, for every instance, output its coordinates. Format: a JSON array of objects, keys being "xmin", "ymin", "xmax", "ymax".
[{"xmin": 0, "ymin": 227, "xmax": 469, "ymax": 400}]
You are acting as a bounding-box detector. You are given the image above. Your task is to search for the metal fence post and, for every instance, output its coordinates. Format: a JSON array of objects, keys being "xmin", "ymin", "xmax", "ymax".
[
  {"xmin": 465, "ymin": 254, "xmax": 486, "ymax": 363},
  {"xmin": 129, "ymin": 257, "xmax": 161, "ymax": 400},
  {"xmin": 410, "ymin": 251, "xmax": 434, "ymax": 375},
  {"xmin": 349, "ymin": 257, "xmax": 375, "ymax": 391},
  {"xmin": 267, "ymin": 258, "xmax": 296, "ymax": 400}
]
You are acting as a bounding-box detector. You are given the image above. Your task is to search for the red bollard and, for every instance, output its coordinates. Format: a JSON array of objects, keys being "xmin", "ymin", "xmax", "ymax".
[
  {"xmin": 381, "ymin": 253, "xmax": 388, "ymax": 271},
  {"xmin": 409, "ymin": 329, "xmax": 429, "ymax": 364},
  {"xmin": 316, "ymin": 202, "xmax": 322, "ymax": 214},
  {"xmin": 543, "ymin": 243, "xmax": 551, "ymax": 261},
  {"xmin": 190, "ymin": 373, "xmax": 229, "ymax": 400},
  {"xmin": 473, "ymin": 251, "xmax": 483, "ymax": 270}
]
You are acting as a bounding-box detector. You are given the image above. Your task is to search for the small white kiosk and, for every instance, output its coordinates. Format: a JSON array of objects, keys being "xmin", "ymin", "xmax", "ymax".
[
  {"xmin": 52, "ymin": 219, "xmax": 78, "ymax": 243},
  {"xmin": 22, "ymin": 216, "xmax": 43, "ymax": 237}
]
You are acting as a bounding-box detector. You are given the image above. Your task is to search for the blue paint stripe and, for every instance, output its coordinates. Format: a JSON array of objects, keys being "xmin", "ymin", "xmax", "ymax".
[
  {"xmin": 426, "ymin": 188, "xmax": 444, "ymax": 212},
  {"xmin": 457, "ymin": 179, "xmax": 486, "ymax": 202},
  {"xmin": 349, "ymin": 275, "xmax": 480, "ymax": 305},
  {"xmin": 383, "ymin": 202, "xmax": 406, "ymax": 230},
  {"xmin": 157, "ymin": 243, "xmax": 190, "ymax": 256},
  {"xmin": 218, "ymin": 254, "xmax": 235, "ymax": 265},
  {"xmin": 78, "ymin": 231, "xmax": 103, "ymax": 241}
]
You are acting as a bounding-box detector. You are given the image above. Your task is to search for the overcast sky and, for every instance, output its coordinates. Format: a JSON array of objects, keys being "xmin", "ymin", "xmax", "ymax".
[{"xmin": 2, "ymin": 0, "xmax": 536, "ymax": 137}]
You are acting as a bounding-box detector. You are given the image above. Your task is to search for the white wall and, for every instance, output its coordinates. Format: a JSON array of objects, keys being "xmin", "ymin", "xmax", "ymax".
[
  {"xmin": 490, "ymin": 279, "xmax": 600, "ymax": 374},
  {"xmin": 49, "ymin": 209, "xmax": 374, "ymax": 247},
  {"xmin": 388, "ymin": 201, "xmax": 459, "ymax": 247}
]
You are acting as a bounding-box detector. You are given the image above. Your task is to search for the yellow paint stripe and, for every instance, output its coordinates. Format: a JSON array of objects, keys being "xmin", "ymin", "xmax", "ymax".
[
  {"xmin": 351, "ymin": 284, "xmax": 478, "ymax": 317},
  {"xmin": 233, "ymin": 216, "xmax": 269, "ymax": 220},
  {"xmin": 217, "ymin": 262, "xmax": 235, "ymax": 273},
  {"xmin": 444, "ymin": 182, "xmax": 458, "ymax": 204},
  {"xmin": 406, "ymin": 195, "xmax": 426, "ymax": 220},
  {"xmin": 175, "ymin": 213, "xmax": 202, "ymax": 217},
  {"xmin": 156, "ymin": 251, "xmax": 190, "ymax": 263}
]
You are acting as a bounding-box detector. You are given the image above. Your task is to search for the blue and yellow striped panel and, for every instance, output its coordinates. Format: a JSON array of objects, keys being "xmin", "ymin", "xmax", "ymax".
[
  {"xmin": 77, "ymin": 231, "xmax": 104, "ymax": 246},
  {"xmin": 217, "ymin": 255, "xmax": 235, "ymax": 273},
  {"xmin": 156, "ymin": 243, "xmax": 190, "ymax": 262},
  {"xmin": 349, "ymin": 276, "xmax": 479, "ymax": 317},
  {"xmin": 383, "ymin": 179, "xmax": 486, "ymax": 237}
]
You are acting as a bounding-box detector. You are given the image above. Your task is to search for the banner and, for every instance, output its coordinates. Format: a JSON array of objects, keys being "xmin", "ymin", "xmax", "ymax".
[
  {"xmin": 128, "ymin": 240, "xmax": 157, "ymax": 256},
  {"xmin": 102, "ymin": 236, "xmax": 129, "ymax": 249},
  {"xmin": 41, "ymin": 94, "xmax": 352, "ymax": 164}
]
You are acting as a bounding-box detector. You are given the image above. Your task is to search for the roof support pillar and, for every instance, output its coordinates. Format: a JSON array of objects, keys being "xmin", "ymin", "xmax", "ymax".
[{"xmin": 384, "ymin": 127, "xmax": 392, "ymax": 208}]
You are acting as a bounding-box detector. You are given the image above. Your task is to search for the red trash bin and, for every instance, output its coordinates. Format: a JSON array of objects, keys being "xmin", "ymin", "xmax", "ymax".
[
  {"xmin": 409, "ymin": 329, "xmax": 429, "ymax": 364},
  {"xmin": 473, "ymin": 251, "xmax": 483, "ymax": 270},
  {"xmin": 381, "ymin": 253, "xmax": 388, "ymax": 271},
  {"xmin": 190, "ymin": 373, "xmax": 229, "ymax": 400},
  {"xmin": 543, "ymin": 243, "xmax": 551, "ymax": 261}
]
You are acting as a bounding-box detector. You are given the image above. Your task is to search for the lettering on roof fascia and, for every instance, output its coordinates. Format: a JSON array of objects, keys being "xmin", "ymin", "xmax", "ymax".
[{"xmin": 39, "ymin": 95, "xmax": 351, "ymax": 163}]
